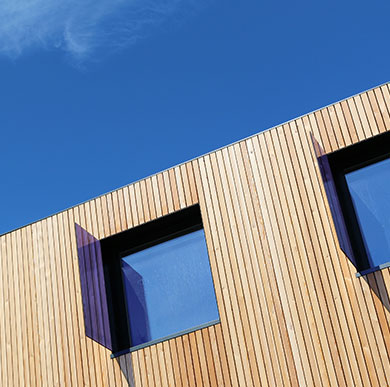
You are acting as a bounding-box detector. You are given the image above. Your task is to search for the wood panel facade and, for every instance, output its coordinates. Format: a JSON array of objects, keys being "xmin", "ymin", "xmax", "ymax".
[{"xmin": 1, "ymin": 83, "xmax": 390, "ymax": 386}]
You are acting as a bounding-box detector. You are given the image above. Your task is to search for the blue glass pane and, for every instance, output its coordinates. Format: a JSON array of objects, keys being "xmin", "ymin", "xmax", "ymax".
[
  {"xmin": 121, "ymin": 229, "xmax": 219, "ymax": 347},
  {"xmin": 345, "ymin": 158, "xmax": 390, "ymax": 267}
]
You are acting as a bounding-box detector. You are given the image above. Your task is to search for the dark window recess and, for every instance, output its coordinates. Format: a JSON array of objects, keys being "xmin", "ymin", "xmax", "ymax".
[
  {"xmin": 319, "ymin": 131, "xmax": 390, "ymax": 272},
  {"xmin": 98, "ymin": 203, "xmax": 219, "ymax": 354}
]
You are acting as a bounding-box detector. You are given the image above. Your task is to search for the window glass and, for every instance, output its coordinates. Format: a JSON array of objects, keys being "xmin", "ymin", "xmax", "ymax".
[
  {"xmin": 121, "ymin": 229, "xmax": 219, "ymax": 347},
  {"xmin": 345, "ymin": 158, "xmax": 390, "ymax": 267}
]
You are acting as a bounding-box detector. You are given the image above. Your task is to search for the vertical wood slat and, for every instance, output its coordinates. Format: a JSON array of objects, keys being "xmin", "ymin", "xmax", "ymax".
[
  {"xmin": 16, "ymin": 229, "xmax": 30, "ymax": 386},
  {"xmin": 46, "ymin": 217, "xmax": 67, "ymax": 387},
  {"xmin": 257, "ymin": 134, "xmax": 323, "ymax": 386},
  {"xmin": 249, "ymin": 134, "xmax": 308, "ymax": 386},
  {"xmin": 43, "ymin": 219, "xmax": 62, "ymax": 386},
  {"xmin": 259, "ymin": 131, "xmax": 329, "ymax": 385},
  {"xmin": 239, "ymin": 143, "xmax": 294, "ymax": 386},
  {"xmin": 0, "ymin": 235, "xmax": 10, "ymax": 386},
  {"xmin": 227, "ymin": 145, "xmax": 290, "ymax": 386},
  {"xmin": 54, "ymin": 215, "xmax": 77, "ymax": 386},
  {"xmin": 9, "ymin": 232, "xmax": 21, "ymax": 387},
  {"xmin": 195, "ymin": 155, "xmax": 249, "ymax": 386},
  {"xmin": 6, "ymin": 233, "xmax": 16, "ymax": 387},
  {"xmin": 1, "ymin": 83, "xmax": 390, "ymax": 386},
  {"xmin": 34, "ymin": 221, "xmax": 53, "ymax": 387}
]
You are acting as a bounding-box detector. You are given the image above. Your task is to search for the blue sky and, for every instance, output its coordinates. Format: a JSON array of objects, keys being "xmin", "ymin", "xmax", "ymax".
[{"xmin": 1, "ymin": 0, "xmax": 389, "ymax": 235}]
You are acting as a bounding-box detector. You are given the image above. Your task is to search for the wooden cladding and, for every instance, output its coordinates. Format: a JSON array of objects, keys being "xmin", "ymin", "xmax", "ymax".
[{"xmin": 1, "ymin": 83, "xmax": 390, "ymax": 386}]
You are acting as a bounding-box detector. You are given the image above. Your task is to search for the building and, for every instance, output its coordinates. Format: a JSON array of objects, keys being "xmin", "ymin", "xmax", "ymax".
[{"xmin": 1, "ymin": 82, "xmax": 390, "ymax": 386}]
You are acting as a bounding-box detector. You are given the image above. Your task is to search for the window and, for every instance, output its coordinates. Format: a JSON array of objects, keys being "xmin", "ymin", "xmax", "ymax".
[
  {"xmin": 121, "ymin": 228, "xmax": 219, "ymax": 348},
  {"xmin": 100, "ymin": 204, "xmax": 220, "ymax": 355},
  {"xmin": 344, "ymin": 158, "xmax": 390, "ymax": 268},
  {"xmin": 326, "ymin": 131, "xmax": 390, "ymax": 273}
]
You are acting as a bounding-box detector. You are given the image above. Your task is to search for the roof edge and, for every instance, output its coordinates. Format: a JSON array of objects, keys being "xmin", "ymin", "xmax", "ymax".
[{"xmin": 1, "ymin": 80, "xmax": 389, "ymax": 237}]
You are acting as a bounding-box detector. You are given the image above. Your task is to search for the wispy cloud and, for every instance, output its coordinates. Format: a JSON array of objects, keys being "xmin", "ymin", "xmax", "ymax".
[{"xmin": 0, "ymin": 0, "xmax": 197, "ymax": 61}]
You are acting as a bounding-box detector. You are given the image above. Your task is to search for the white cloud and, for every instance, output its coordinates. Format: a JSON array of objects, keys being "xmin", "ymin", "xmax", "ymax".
[{"xmin": 0, "ymin": 0, "xmax": 195, "ymax": 60}]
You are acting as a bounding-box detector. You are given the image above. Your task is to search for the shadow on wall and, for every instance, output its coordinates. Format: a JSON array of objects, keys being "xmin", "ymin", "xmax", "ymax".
[
  {"xmin": 360, "ymin": 270, "xmax": 390, "ymax": 316},
  {"xmin": 115, "ymin": 356, "xmax": 136, "ymax": 387}
]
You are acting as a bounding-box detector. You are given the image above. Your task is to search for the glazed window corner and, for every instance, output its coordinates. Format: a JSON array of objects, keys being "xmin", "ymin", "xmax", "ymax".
[{"xmin": 316, "ymin": 131, "xmax": 390, "ymax": 274}]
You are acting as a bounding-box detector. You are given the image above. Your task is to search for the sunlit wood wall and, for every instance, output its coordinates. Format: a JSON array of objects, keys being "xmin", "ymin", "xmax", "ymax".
[{"xmin": 1, "ymin": 83, "xmax": 390, "ymax": 386}]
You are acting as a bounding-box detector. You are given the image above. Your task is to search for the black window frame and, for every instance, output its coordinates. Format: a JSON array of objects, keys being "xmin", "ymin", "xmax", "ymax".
[
  {"xmin": 100, "ymin": 204, "xmax": 219, "ymax": 356},
  {"xmin": 327, "ymin": 131, "xmax": 390, "ymax": 273}
]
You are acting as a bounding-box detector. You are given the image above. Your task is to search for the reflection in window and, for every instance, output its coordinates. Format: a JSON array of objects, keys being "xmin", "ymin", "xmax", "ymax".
[
  {"xmin": 121, "ymin": 229, "xmax": 219, "ymax": 348},
  {"xmin": 345, "ymin": 158, "xmax": 390, "ymax": 267}
]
